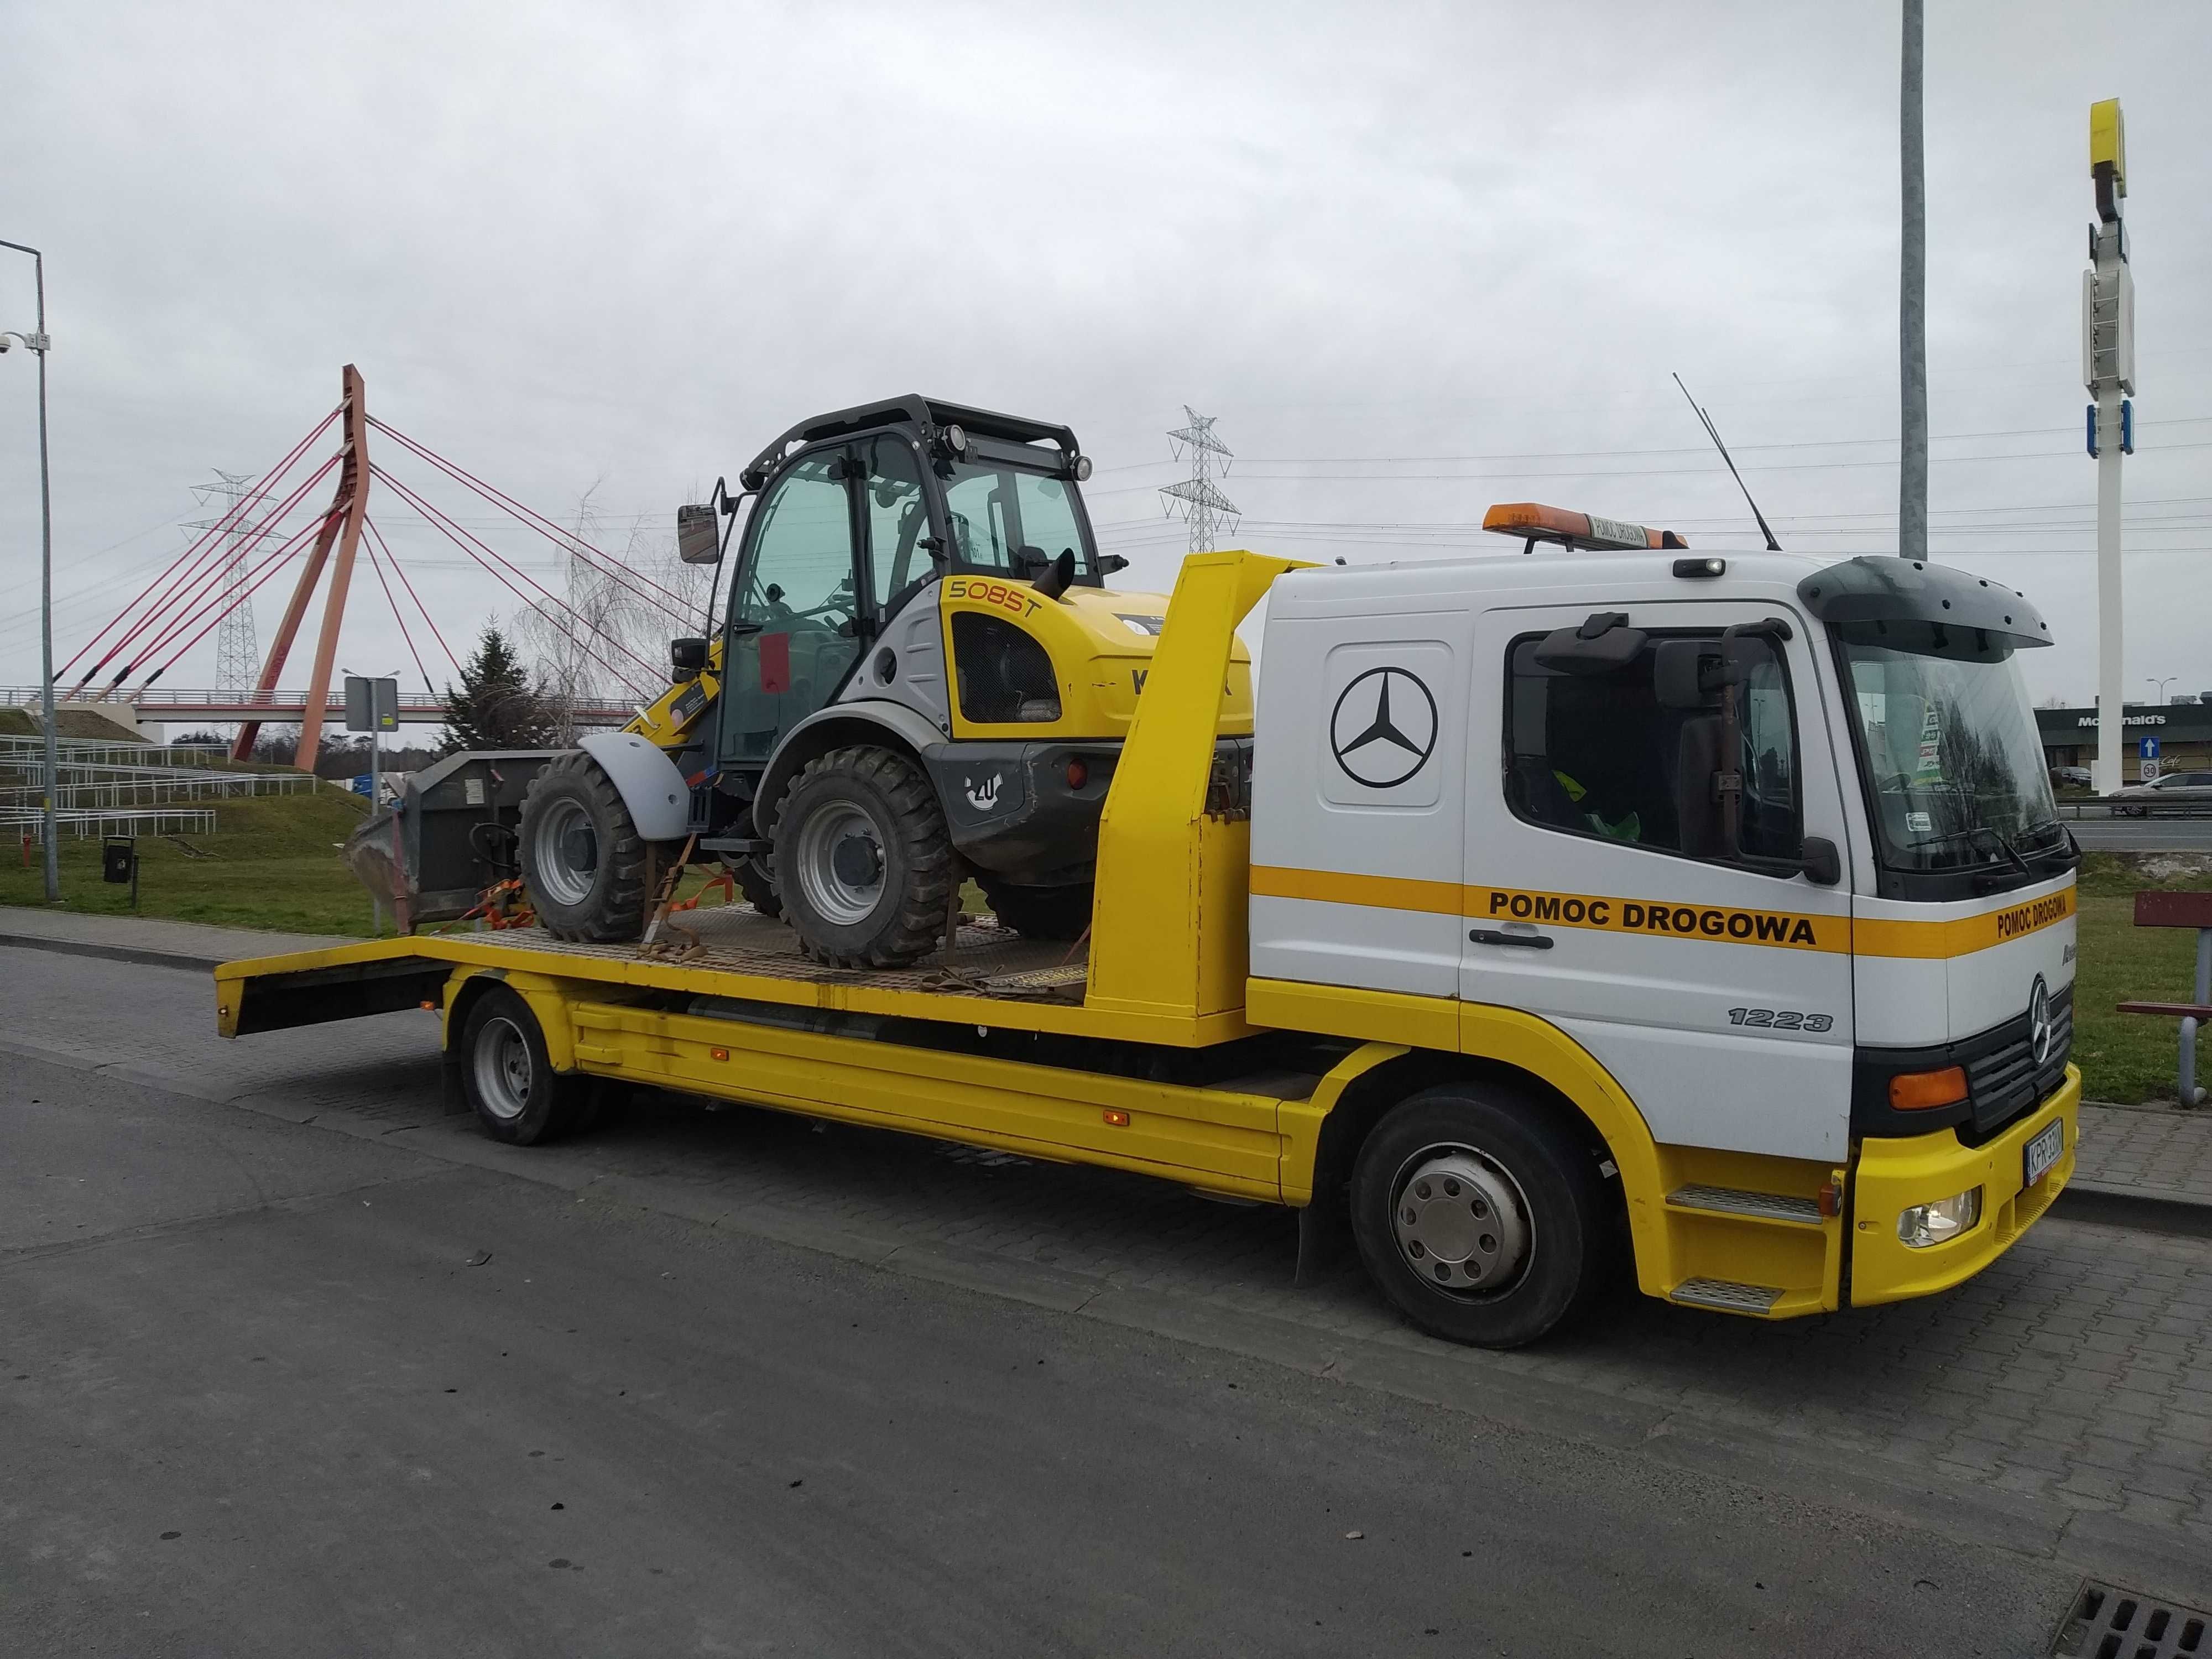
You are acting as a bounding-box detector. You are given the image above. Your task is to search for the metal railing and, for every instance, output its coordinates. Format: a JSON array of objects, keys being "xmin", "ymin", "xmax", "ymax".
[{"xmin": 4, "ymin": 807, "xmax": 219, "ymax": 839}]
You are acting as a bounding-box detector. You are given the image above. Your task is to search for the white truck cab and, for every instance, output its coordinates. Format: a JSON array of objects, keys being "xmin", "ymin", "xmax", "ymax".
[{"xmin": 1251, "ymin": 531, "xmax": 2077, "ymax": 1319}]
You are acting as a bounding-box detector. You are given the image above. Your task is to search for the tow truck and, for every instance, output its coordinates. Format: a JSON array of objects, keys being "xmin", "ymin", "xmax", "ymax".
[{"xmin": 218, "ymin": 502, "xmax": 2080, "ymax": 1348}]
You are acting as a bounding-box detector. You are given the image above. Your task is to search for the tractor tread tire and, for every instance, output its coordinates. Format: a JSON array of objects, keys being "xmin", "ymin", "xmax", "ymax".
[
  {"xmin": 979, "ymin": 877, "xmax": 1093, "ymax": 942},
  {"xmin": 775, "ymin": 745, "xmax": 956, "ymax": 969},
  {"xmin": 520, "ymin": 750, "xmax": 655, "ymax": 944},
  {"xmin": 732, "ymin": 857, "xmax": 784, "ymax": 920}
]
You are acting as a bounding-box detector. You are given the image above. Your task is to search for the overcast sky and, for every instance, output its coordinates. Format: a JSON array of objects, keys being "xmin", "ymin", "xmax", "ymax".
[{"xmin": 2, "ymin": 0, "xmax": 2208, "ymax": 724}]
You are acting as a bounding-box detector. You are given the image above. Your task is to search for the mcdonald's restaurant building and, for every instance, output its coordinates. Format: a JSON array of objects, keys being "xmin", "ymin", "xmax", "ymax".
[{"xmin": 2037, "ymin": 702, "xmax": 2212, "ymax": 782}]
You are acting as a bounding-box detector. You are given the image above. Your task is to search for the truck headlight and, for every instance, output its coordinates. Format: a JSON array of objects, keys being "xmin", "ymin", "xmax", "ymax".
[{"xmin": 1897, "ymin": 1187, "xmax": 1982, "ymax": 1249}]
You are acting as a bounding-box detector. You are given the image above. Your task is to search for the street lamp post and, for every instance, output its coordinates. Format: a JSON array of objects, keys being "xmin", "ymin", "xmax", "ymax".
[
  {"xmin": 2147, "ymin": 676, "xmax": 2176, "ymax": 706},
  {"xmin": 0, "ymin": 238, "xmax": 58, "ymax": 902}
]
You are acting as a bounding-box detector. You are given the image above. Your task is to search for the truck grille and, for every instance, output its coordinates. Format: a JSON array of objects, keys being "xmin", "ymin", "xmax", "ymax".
[{"xmin": 1965, "ymin": 984, "xmax": 2072, "ymax": 1138}]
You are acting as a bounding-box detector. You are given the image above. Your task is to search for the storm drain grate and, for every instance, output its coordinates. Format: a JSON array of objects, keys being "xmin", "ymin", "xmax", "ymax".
[{"xmin": 2051, "ymin": 1579, "xmax": 2210, "ymax": 1658}]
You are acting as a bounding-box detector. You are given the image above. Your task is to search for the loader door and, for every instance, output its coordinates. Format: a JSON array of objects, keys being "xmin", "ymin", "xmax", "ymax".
[
  {"xmin": 1461, "ymin": 599, "xmax": 1856, "ymax": 1162},
  {"xmin": 720, "ymin": 447, "xmax": 864, "ymax": 768}
]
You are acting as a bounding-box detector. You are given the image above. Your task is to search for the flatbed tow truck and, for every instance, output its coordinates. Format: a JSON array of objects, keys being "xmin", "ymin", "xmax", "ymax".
[{"xmin": 218, "ymin": 518, "xmax": 2082, "ymax": 1348}]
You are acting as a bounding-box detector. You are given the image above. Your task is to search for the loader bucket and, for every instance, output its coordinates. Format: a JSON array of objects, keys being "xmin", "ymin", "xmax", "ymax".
[{"xmin": 342, "ymin": 749, "xmax": 560, "ymax": 925}]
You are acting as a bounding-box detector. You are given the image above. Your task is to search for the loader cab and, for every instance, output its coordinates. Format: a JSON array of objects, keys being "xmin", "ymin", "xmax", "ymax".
[{"xmin": 712, "ymin": 396, "xmax": 1106, "ymax": 786}]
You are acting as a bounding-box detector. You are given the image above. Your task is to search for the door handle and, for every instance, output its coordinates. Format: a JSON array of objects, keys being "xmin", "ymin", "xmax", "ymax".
[{"xmin": 1469, "ymin": 928, "xmax": 1554, "ymax": 950}]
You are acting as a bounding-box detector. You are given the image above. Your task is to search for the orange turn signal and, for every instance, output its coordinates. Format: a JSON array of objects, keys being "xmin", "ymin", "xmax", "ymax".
[
  {"xmin": 709, "ymin": 1046, "xmax": 729, "ymax": 1062},
  {"xmin": 1102, "ymin": 1108, "xmax": 1131, "ymax": 1127},
  {"xmin": 1888, "ymin": 1066, "xmax": 1968, "ymax": 1110}
]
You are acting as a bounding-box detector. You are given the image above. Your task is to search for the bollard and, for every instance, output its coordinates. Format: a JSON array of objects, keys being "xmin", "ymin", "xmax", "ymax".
[{"xmin": 2184, "ymin": 926, "xmax": 2212, "ymax": 1108}]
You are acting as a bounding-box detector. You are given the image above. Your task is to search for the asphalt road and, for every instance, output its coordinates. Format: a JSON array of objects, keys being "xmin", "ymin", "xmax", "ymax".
[{"xmin": 3, "ymin": 946, "xmax": 2205, "ymax": 1656}]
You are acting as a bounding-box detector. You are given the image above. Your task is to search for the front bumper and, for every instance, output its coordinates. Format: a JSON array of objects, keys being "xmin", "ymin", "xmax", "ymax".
[{"xmin": 1850, "ymin": 1064, "xmax": 2080, "ymax": 1306}]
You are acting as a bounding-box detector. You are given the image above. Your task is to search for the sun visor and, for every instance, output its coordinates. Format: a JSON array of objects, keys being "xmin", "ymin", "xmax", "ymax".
[{"xmin": 1797, "ymin": 557, "xmax": 2053, "ymax": 650}]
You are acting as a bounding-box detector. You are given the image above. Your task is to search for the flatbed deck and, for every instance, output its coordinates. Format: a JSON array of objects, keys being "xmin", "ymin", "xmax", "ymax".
[{"xmin": 216, "ymin": 902, "xmax": 1253, "ymax": 1046}]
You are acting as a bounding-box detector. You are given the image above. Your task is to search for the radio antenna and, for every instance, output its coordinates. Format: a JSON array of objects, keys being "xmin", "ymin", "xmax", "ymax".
[{"xmin": 1673, "ymin": 373, "xmax": 1780, "ymax": 551}]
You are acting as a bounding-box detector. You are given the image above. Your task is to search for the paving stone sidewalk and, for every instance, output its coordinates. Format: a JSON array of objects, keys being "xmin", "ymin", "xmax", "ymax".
[
  {"xmin": 0, "ymin": 905, "xmax": 353, "ymax": 964},
  {"xmin": 2076, "ymin": 1101, "xmax": 2212, "ymax": 1207}
]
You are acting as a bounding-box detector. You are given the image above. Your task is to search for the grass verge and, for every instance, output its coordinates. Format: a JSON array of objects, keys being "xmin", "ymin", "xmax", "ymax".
[{"xmin": 1, "ymin": 786, "xmax": 384, "ymax": 937}]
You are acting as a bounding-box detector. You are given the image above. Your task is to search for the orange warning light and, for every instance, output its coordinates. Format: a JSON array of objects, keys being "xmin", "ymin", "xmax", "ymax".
[{"xmin": 1483, "ymin": 502, "xmax": 1687, "ymax": 551}]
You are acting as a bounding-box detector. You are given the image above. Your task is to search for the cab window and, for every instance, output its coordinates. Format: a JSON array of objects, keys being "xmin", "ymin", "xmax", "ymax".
[{"xmin": 1505, "ymin": 630, "xmax": 1799, "ymax": 863}]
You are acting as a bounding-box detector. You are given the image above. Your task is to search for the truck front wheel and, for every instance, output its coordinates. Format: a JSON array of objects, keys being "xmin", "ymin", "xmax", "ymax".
[{"xmin": 1350, "ymin": 1084, "xmax": 1612, "ymax": 1348}]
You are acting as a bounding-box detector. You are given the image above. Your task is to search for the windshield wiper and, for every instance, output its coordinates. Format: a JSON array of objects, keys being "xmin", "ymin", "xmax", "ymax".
[{"xmin": 1918, "ymin": 823, "xmax": 2033, "ymax": 879}]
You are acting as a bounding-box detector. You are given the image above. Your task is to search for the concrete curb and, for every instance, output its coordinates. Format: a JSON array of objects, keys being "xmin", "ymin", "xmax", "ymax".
[
  {"xmin": 0, "ymin": 928, "xmax": 223, "ymax": 973},
  {"xmin": 2053, "ymin": 1178, "xmax": 2212, "ymax": 1239}
]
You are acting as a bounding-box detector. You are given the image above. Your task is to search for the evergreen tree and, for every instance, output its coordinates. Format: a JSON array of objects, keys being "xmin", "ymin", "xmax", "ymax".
[{"xmin": 440, "ymin": 624, "xmax": 555, "ymax": 754}]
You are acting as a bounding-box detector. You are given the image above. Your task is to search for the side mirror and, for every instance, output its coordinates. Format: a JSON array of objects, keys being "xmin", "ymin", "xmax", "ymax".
[
  {"xmin": 1533, "ymin": 612, "xmax": 1648, "ymax": 676},
  {"xmin": 1098, "ymin": 553, "xmax": 1129, "ymax": 576},
  {"xmin": 670, "ymin": 637, "xmax": 707, "ymax": 681},
  {"xmin": 1798, "ymin": 834, "xmax": 1842, "ymax": 886},
  {"xmin": 1653, "ymin": 639, "xmax": 1723, "ymax": 709},
  {"xmin": 677, "ymin": 503, "xmax": 722, "ymax": 565}
]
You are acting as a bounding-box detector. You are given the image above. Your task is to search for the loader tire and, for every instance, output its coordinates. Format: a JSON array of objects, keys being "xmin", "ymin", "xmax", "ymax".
[
  {"xmin": 519, "ymin": 750, "xmax": 656, "ymax": 943},
  {"xmin": 774, "ymin": 745, "xmax": 956, "ymax": 969},
  {"xmin": 978, "ymin": 877, "xmax": 1093, "ymax": 942},
  {"xmin": 731, "ymin": 855, "xmax": 783, "ymax": 920}
]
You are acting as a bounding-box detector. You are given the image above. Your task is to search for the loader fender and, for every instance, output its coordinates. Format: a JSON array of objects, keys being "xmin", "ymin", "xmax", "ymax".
[
  {"xmin": 754, "ymin": 701, "xmax": 950, "ymax": 836},
  {"xmin": 576, "ymin": 732, "xmax": 690, "ymax": 842}
]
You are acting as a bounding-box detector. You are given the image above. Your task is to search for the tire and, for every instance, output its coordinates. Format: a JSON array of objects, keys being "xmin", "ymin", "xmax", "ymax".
[
  {"xmin": 731, "ymin": 855, "xmax": 783, "ymax": 920},
  {"xmin": 773, "ymin": 745, "xmax": 956, "ymax": 968},
  {"xmin": 519, "ymin": 751, "xmax": 656, "ymax": 942},
  {"xmin": 979, "ymin": 877, "xmax": 1093, "ymax": 941},
  {"xmin": 1349, "ymin": 1083, "xmax": 1613, "ymax": 1348},
  {"xmin": 458, "ymin": 986, "xmax": 589, "ymax": 1146}
]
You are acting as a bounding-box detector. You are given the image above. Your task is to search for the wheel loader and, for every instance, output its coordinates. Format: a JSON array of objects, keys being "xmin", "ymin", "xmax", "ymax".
[{"xmin": 347, "ymin": 395, "xmax": 1255, "ymax": 966}]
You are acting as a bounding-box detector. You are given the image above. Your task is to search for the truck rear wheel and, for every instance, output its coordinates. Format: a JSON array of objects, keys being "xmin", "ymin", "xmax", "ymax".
[
  {"xmin": 520, "ymin": 751, "xmax": 656, "ymax": 942},
  {"xmin": 1350, "ymin": 1084, "xmax": 1611, "ymax": 1348},
  {"xmin": 458, "ymin": 986, "xmax": 589, "ymax": 1146},
  {"xmin": 978, "ymin": 877, "xmax": 1093, "ymax": 941},
  {"xmin": 774, "ymin": 745, "xmax": 956, "ymax": 968}
]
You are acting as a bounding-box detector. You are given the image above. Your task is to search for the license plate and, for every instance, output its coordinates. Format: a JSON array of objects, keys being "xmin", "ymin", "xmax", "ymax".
[{"xmin": 2023, "ymin": 1118, "xmax": 2064, "ymax": 1188}]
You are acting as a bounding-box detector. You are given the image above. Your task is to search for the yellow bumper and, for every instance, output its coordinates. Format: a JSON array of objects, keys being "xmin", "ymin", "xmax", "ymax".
[{"xmin": 1850, "ymin": 1065, "xmax": 2080, "ymax": 1307}]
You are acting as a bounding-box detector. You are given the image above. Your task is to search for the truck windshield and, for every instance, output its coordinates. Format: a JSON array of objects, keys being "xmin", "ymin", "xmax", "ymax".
[
  {"xmin": 1837, "ymin": 625, "xmax": 2067, "ymax": 876},
  {"xmin": 941, "ymin": 461, "xmax": 1096, "ymax": 582}
]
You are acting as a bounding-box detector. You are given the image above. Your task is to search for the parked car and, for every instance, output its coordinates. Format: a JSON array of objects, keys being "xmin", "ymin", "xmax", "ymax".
[
  {"xmin": 2109, "ymin": 770, "xmax": 2212, "ymax": 815},
  {"xmin": 2050, "ymin": 765, "xmax": 2093, "ymax": 791}
]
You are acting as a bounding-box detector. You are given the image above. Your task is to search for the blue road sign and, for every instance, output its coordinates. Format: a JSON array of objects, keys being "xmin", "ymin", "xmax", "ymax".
[{"xmin": 2141, "ymin": 736, "xmax": 2161, "ymax": 760}]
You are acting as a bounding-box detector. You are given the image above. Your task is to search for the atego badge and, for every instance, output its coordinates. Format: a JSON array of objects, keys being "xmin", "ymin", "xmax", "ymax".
[{"xmin": 1329, "ymin": 667, "xmax": 1438, "ymax": 789}]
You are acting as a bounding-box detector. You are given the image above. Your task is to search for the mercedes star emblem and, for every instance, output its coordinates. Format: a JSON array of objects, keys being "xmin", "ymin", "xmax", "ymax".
[
  {"xmin": 1329, "ymin": 666, "xmax": 1439, "ymax": 789},
  {"xmin": 2027, "ymin": 974, "xmax": 2052, "ymax": 1067}
]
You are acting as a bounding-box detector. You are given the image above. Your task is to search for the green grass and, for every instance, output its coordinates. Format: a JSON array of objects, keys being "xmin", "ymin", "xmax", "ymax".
[
  {"xmin": 2070, "ymin": 851, "xmax": 2212, "ymax": 1104},
  {"xmin": 1, "ymin": 786, "xmax": 386, "ymax": 937}
]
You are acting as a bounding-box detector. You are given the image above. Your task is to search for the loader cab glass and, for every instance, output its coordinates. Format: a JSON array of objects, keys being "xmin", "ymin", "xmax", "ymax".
[
  {"xmin": 940, "ymin": 455, "xmax": 1099, "ymax": 585},
  {"xmin": 1506, "ymin": 627, "xmax": 1801, "ymax": 866},
  {"xmin": 722, "ymin": 451, "xmax": 862, "ymax": 763}
]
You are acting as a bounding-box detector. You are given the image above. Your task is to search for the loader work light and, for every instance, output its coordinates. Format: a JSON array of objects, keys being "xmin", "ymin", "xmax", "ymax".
[{"xmin": 1483, "ymin": 502, "xmax": 1688, "ymax": 552}]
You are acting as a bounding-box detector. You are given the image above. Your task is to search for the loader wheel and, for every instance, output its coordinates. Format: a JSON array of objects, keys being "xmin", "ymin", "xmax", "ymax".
[
  {"xmin": 731, "ymin": 855, "xmax": 783, "ymax": 920},
  {"xmin": 520, "ymin": 750, "xmax": 655, "ymax": 942},
  {"xmin": 979, "ymin": 877, "xmax": 1093, "ymax": 941},
  {"xmin": 1350, "ymin": 1084, "xmax": 1613, "ymax": 1349},
  {"xmin": 459, "ymin": 985, "xmax": 591, "ymax": 1146},
  {"xmin": 774, "ymin": 745, "xmax": 955, "ymax": 968}
]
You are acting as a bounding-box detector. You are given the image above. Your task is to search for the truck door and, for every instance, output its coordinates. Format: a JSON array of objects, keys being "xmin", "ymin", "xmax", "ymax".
[
  {"xmin": 719, "ymin": 448, "xmax": 864, "ymax": 771},
  {"xmin": 1461, "ymin": 600, "xmax": 1856, "ymax": 1162}
]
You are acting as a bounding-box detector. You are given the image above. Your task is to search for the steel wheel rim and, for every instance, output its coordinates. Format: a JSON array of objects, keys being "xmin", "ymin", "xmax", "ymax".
[
  {"xmin": 793, "ymin": 800, "xmax": 885, "ymax": 927},
  {"xmin": 1389, "ymin": 1142, "xmax": 1533, "ymax": 1297},
  {"xmin": 473, "ymin": 1016, "xmax": 533, "ymax": 1122},
  {"xmin": 531, "ymin": 797, "xmax": 598, "ymax": 907}
]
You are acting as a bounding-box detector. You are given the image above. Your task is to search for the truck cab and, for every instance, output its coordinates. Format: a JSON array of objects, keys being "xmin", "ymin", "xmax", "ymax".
[{"xmin": 1250, "ymin": 536, "xmax": 2077, "ymax": 1315}]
